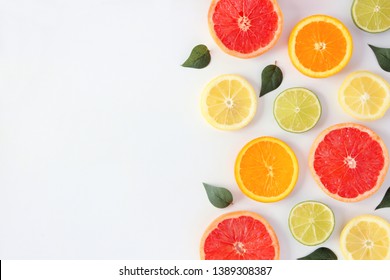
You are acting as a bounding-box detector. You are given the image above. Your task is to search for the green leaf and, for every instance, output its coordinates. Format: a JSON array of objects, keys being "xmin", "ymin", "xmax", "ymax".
[
  {"xmin": 260, "ymin": 63, "xmax": 283, "ymax": 97},
  {"xmin": 375, "ymin": 186, "xmax": 390, "ymax": 210},
  {"xmin": 369, "ymin": 44, "xmax": 390, "ymax": 72},
  {"xmin": 297, "ymin": 247, "xmax": 338, "ymax": 260},
  {"xmin": 181, "ymin": 44, "xmax": 211, "ymax": 69},
  {"xmin": 203, "ymin": 183, "xmax": 233, "ymax": 208}
]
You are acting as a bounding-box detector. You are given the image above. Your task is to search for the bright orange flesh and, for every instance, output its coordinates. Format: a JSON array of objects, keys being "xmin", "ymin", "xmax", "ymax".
[
  {"xmin": 235, "ymin": 137, "xmax": 299, "ymax": 202},
  {"xmin": 208, "ymin": 0, "xmax": 283, "ymax": 58},
  {"xmin": 309, "ymin": 123, "xmax": 389, "ymax": 202},
  {"xmin": 200, "ymin": 211, "xmax": 280, "ymax": 260},
  {"xmin": 295, "ymin": 22, "xmax": 346, "ymax": 71},
  {"xmin": 289, "ymin": 15, "xmax": 353, "ymax": 78}
]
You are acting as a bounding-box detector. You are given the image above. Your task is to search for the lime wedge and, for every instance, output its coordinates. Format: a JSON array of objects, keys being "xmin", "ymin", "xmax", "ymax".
[
  {"xmin": 351, "ymin": 0, "xmax": 390, "ymax": 33},
  {"xmin": 289, "ymin": 201, "xmax": 335, "ymax": 246},
  {"xmin": 273, "ymin": 87, "xmax": 321, "ymax": 133}
]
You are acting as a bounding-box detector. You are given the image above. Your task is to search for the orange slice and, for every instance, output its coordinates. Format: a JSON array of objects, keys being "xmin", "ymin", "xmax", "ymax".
[
  {"xmin": 288, "ymin": 15, "xmax": 353, "ymax": 78},
  {"xmin": 235, "ymin": 137, "xmax": 299, "ymax": 202}
]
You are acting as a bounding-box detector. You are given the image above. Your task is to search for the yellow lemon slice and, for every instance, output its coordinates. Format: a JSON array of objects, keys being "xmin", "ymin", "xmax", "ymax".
[
  {"xmin": 338, "ymin": 71, "xmax": 390, "ymax": 120},
  {"xmin": 200, "ymin": 74, "xmax": 257, "ymax": 130},
  {"xmin": 340, "ymin": 214, "xmax": 390, "ymax": 260}
]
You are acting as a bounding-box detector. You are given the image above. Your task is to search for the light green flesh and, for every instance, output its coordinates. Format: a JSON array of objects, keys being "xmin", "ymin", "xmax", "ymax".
[
  {"xmin": 352, "ymin": 0, "xmax": 390, "ymax": 33},
  {"xmin": 274, "ymin": 88, "xmax": 321, "ymax": 133},
  {"xmin": 289, "ymin": 201, "xmax": 335, "ymax": 246}
]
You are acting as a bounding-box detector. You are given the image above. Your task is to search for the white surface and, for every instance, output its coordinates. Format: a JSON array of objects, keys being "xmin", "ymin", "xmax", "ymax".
[{"xmin": 0, "ymin": 0, "xmax": 389, "ymax": 260}]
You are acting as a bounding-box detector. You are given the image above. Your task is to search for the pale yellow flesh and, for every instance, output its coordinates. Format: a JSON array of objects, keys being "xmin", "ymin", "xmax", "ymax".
[
  {"xmin": 340, "ymin": 215, "xmax": 390, "ymax": 260},
  {"xmin": 352, "ymin": 0, "xmax": 390, "ymax": 32},
  {"xmin": 274, "ymin": 88, "xmax": 321, "ymax": 133},
  {"xmin": 338, "ymin": 71, "xmax": 390, "ymax": 120},
  {"xmin": 289, "ymin": 201, "xmax": 334, "ymax": 245},
  {"xmin": 201, "ymin": 74, "xmax": 257, "ymax": 130}
]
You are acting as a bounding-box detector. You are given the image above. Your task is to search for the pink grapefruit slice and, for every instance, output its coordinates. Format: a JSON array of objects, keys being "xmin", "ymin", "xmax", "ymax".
[
  {"xmin": 309, "ymin": 123, "xmax": 389, "ymax": 202},
  {"xmin": 208, "ymin": 0, "xmax": 283, "ymax": 58},
  {"xmin": 200, "ymin": 211, "xmax": 280, "ymax": 260}
]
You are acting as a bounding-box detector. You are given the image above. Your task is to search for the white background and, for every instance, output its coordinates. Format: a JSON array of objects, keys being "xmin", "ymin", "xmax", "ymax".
[{"xmin": 0, "ymin": 0, "xmax": 389, "ymax": 260}]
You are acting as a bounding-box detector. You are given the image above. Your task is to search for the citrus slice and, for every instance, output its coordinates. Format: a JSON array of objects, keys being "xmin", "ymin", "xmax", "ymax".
[
  {"xmin": 351, "ymin": 0, "xmax": 390, "ymax": 33},
  {"xmin": 208, "ymin": 0, "xmax": 283, "ymax": 58},
  {"xmin": 288, "ymin": 201, "xmax": 335, "ymax": 246},
  {"xmin": 200, "ymin": 211, "xmax": 280, "ymax": 260},
  {"xmin": 200, "ymin": 74, "xmax": 257, "ymax": 130},
  {"xmin": 288, "ymin": 15, "xmax": 353, "ymax": 78},
  {"xmin": 338, "ymin": 71, "xmax": 390, "ymax": 120},
  {"xmin": 340, "ymin": 215, "xmax": 390, "ymax": 260},
  {"xmin": 309, "ymin": 123, "xmax": 389, "ymax": 202},
  {"xmin": 273, "ymin": 87, "xmax": 322, "ymax": 133},
  {"xmin": 235, "ymin": 137, "xmax": 299, "ymax": 202}
]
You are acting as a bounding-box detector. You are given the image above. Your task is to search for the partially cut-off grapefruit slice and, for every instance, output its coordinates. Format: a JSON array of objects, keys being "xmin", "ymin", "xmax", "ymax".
[
  {"xmin": 200, "ymin": 211, "xmax": 280, "ymax": 260},
  {"xmin": 309, "ymin": 123, "xmax": 389, "ymax": 202},
  {"xmin": 208, "ymin": 0, "xmax": 283, "ymax": 58}
]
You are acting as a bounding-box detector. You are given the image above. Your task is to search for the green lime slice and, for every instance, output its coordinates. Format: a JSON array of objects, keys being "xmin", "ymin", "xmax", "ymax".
[
  {"xmin": 273, "ymin": 87, "xmax": 321, "ymax": 133},
  {"xmin": 289, "ymin": 201, "xmax": 335, "ymax": 246},
  {"xmin": 351, "ymin": 0, "xmax": 390, "ymax": 33}
]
